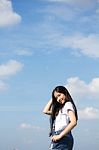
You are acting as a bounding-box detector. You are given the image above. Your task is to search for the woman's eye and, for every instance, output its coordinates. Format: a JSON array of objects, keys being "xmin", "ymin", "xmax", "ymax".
[
  {"xmin": 55, "ymin": 93, "xmax": 61, "ymax": 99},
  {"xmin": 57, "ymin": 95, "xmax": 60, "ymax": 98}
]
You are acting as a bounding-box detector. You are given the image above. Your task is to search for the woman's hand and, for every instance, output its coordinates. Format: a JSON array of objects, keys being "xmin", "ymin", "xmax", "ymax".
[{"xmin": 51, "ymin": 135, "xmax": 61, "ymax": 142}]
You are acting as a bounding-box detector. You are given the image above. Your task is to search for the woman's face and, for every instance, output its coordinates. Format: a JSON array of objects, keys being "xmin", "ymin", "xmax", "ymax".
[{"xmin": 54, "ymin": 91, "xmax": 66, "ymax": 104}]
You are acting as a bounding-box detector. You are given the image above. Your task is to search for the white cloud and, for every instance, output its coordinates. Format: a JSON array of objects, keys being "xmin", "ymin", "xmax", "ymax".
[
  {"xmin": 35, "ymin": 25, "xmax": 99, "ymax": 58},
  {"xmin": 15, "ymin": 49, "xmax": 33, "ymax": 56},
  {"xmin": 0, "ymin": 80, "xmax": 8, "ymax": 91},
  {"xmin": 96, "ymin": 8, "xmax": 99, "ymax": 13},
  {"xmin": 89, "ymin": 78, "xmax": 99, "ymax": 94},
  {"xmin": 49, "ymin": 0, "xmax": 66, "ymax": 1},
  {"xmin": 60, "ymin": 33, "xmax": 99, "ymax": 58},
  {"xmin": 44, "ymin": 5, "xmax": 77, "ymax": 21},
  {"xmin": 20, "ymin": 123, "xmax": 33, "ymax": 129},
  {"xmin": 0, "ymin": 0, "xmax": 21, "ymax": 27},
  {"xmin": 0, "ymin": 59, "xmax": 23, "ymax": 77},
  {"xmin": 19, "ymin": 123, "xmax": 44, "ymax": 131},
  {"xmin": 79, "ymin": 107, "xmax": 99, "ymax": 119},
  {"xmin": 48, "ymin": 0, "xmax": 96, "ymax": 10},
  {"xmin": 39, "ymin": 0, "xmax": 98, "ymax": 24},
  {"xmin": 66, "ymin": 0, "xmax": 96, "ymax": 10},
  {"xmin": 65, "ymin": 77, "xmax": 99, "ymax": 100},
  {"xmin": 0, "ymin": 59, "xmax": 23, "ymax": 92},
  {"xmin": 0, "ymin": 105, "xmax": 35, "ymax": 111}
]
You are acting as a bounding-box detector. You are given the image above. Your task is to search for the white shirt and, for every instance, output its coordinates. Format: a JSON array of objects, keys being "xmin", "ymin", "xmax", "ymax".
[{"xmin": 54, "ymin": 102, "xmax": 74, "ymax": 131}]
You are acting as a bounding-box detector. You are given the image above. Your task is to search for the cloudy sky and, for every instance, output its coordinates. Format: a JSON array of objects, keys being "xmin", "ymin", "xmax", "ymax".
[{"xmin": 0, "ymin": 0, "xmax": 99, "ymax": 150}]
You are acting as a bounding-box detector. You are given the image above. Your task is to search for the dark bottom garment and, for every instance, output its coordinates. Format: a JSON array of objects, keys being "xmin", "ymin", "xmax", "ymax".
[{"xmin": 49, "ymin": 130, "xmax": 74, "ymax": 150}]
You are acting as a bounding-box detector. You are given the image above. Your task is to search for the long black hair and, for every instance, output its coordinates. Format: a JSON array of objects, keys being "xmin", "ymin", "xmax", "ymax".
[{"xmin": 49, "ymin": 86, "xmax": 78, "ymax": 136}]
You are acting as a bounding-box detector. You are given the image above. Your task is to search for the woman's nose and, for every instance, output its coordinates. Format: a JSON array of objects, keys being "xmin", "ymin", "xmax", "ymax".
[{"xmin": 57, "ymin": 97, "xmax": 60, "ymax": 102}]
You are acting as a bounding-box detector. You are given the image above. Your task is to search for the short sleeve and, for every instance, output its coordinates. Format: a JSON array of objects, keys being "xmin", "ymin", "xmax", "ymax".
[{"xmin": 62, "ymin": 102, "xmax": 74, "ymax": 115}]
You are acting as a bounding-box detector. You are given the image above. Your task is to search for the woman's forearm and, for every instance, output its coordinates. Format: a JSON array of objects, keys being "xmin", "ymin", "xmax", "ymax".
[
  {"xmin": 59, "ymin": 120, "xmax": 77, "ymax": 139},
  {"xmin": 59, "ymin": 111, "xmax": 77, "ymax": 138},
  {"xmin": 43, "ymin": 99, "xmax": 52, "ymax": 115}
]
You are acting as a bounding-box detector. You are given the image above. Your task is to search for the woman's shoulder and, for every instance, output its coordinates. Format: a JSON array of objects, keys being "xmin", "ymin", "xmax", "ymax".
[
  {"xmin": 63, "ymin": 101, "xmax": 74, "ymax": 111},
  {"xmin": 64, "ymin": 101, "xmax": 73, "ymax": 106}
]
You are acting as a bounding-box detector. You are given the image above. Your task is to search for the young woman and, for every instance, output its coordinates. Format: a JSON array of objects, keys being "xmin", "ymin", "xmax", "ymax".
[{"xmin": 43, "ymin": 86, "xmax": 78, "ymax": 150}]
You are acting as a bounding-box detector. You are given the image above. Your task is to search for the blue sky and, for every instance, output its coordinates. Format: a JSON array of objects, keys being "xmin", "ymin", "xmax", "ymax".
[{"xmin": 0, "ymin": 0, "xmax": 99, "ymax": 150}]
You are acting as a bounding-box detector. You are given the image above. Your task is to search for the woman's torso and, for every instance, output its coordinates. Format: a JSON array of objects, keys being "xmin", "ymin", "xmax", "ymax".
[{"xmin": 54, "ymin": 102, "xmax": 74, "ymax": 131}]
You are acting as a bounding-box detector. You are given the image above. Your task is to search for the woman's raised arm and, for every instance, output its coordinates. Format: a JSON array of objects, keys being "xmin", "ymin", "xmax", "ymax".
[{"xmin": 43, "ymin": 99, "xmax": 52, "ymax": 115}]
